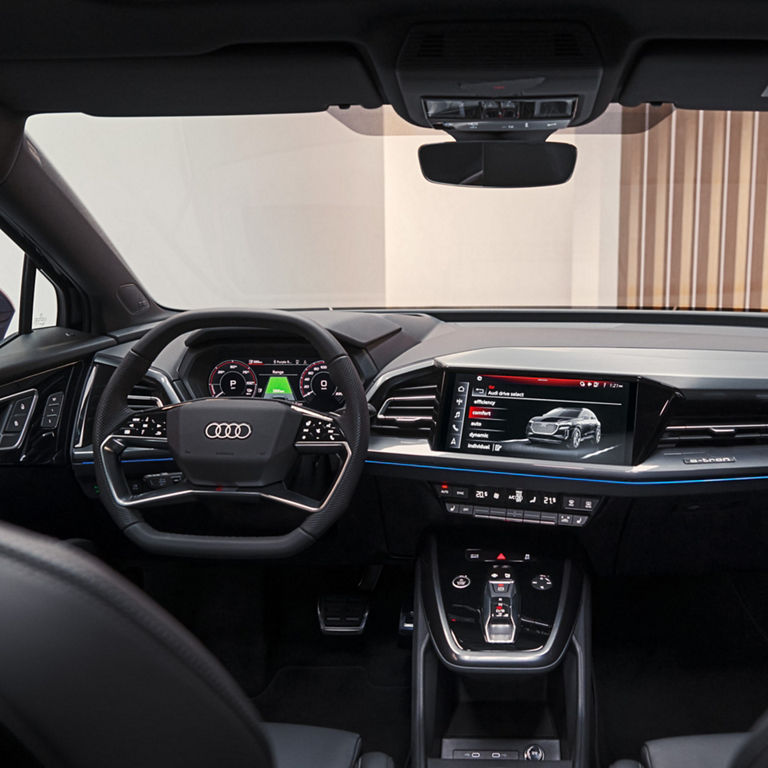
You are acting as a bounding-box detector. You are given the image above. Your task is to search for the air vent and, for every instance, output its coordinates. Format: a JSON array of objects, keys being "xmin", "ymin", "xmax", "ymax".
[
  {"xmin": 373, "ymin": 371, "xmax": 440, "ymax": 436},
  {"xmin": 401, "ymin": 24, "xmax": 596, "ymax": 68},
  {"xmin": 417, "ymin": 32, "xmax": 445, "ymax": 60},
  {"xmin": 127, "ymin": 379, "xmax": 167, "ymax": 411},
  {"xmin": 659, "ymin": 422, "xmax": 768, "ymax": 448}
]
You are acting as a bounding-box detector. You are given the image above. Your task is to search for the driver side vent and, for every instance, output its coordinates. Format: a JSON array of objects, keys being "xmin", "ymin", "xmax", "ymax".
[
  {"xmin": 127, "ymin": 379, "xmax": 168, "ymax": 411},
  {"xmin": 373, "ymin": 370, "xmax": 440, "ymax": 436},
  {"xmin": 127, "ymin": 379, "xmax": 167, "ymax": 411}
]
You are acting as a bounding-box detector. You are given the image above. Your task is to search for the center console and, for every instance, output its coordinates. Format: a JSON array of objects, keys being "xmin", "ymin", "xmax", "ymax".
[{"xmin": 412, "ymin": 532, "xmax": 591, "ymax": 768}]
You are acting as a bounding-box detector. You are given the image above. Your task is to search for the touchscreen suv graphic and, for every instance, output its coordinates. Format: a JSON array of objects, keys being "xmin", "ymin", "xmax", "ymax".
[{"xmin": 526, "ymin": 407, "xmax": 601, "ymax": 449}]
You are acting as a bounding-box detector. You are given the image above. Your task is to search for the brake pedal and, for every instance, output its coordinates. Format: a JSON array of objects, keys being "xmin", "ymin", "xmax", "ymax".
[{"xmin": 317, "ymin": 594, "xmax": 370, "ymax": 635}]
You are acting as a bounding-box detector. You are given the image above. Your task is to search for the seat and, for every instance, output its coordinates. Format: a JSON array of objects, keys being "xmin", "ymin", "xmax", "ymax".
[
  {"xmin": 611, "ymin": 711, "xmax": 768, "ymax": 768},
  {"xmin": 0, "ymin": 521, "xmax": 394, "ymax": 768}
]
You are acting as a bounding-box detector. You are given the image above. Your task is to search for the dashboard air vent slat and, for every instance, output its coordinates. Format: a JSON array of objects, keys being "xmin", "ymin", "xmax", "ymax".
[
  {"xmin": 126, "ymin": 380, "xmax": 167, "ymax": 411},
  {"xmin": 373, "ymin": 373, "xmax": 440, "ymax": 437},
  {"xmin": 659, "ymin": 422, "xmax": 768, "ymax": 448}
]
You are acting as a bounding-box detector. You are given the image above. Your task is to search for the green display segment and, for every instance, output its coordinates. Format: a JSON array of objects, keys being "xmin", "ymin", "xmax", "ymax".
[{"xmin": 264, "ymin": 376, "xmax": 295, "ymax": 400}]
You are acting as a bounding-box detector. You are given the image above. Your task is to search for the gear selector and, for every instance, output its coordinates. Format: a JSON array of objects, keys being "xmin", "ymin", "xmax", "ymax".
[{"xmin": 483, "ymin": 573, "xmax": 520, "ymax": 643}]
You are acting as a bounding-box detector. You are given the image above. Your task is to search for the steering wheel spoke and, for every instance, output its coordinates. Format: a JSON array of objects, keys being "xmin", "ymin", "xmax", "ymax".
[{"xmin": 94, "ymin": 310, "xmax": 369, "ymax": 558}]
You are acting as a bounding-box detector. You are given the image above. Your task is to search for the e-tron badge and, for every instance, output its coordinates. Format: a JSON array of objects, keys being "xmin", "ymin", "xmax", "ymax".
[{"xmin": 204, "ymin": 422, "xmax": 252, "ymax": 440}]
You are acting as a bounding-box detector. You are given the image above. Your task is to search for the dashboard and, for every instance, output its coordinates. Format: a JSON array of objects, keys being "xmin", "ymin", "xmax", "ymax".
[{"xmin": 7, "ymin": 309, "xmax": 768, "ymax": 545}]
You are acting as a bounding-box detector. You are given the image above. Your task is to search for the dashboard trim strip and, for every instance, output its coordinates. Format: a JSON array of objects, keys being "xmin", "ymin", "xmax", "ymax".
[{"xmin": 365, "ymin": 458, "xmax": 768, "ymax": 487}]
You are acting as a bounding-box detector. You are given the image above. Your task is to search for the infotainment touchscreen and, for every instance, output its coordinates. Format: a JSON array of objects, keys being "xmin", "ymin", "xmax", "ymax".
[{"xmin": 442, "ymin": 372, "xmax": 636, "ymax": 465}]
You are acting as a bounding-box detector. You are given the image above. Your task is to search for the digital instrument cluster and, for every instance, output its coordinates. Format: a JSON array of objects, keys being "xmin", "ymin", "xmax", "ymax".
[{"xmin": 207, "ymin": 357, "xmax": 343, "ymax": 410}]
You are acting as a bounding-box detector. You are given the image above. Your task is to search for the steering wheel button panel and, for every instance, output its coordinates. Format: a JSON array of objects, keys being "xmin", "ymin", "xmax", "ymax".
[
  {"xmin": 119, "ymin": 413, "xmax": 167, "ymax": 438},
  {"xmin": 298, "ymin": 416, "xmax": 344, "ymax": 442}
]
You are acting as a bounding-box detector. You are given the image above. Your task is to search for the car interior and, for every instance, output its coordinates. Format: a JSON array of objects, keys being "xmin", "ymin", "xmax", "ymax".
[{"xmin": 3, "ymin": 2, "xmax": 768, "ymax": 768}]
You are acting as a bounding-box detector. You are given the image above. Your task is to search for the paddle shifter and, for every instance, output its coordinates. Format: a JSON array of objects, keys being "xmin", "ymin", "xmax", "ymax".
[{"xmin": 483, "ymin": 565, "xmax": 521, "ymax": 644}]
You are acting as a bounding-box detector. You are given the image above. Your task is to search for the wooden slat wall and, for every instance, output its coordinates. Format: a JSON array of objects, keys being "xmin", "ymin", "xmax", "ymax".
[{"xmin": 618, "ymin": 106, "xmax": 768, "ymax": 310}]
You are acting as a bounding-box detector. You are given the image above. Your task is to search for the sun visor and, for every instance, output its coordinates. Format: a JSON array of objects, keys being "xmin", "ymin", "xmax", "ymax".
[
  {"xmin": 620, "ymin": 42, "xmax": 768, "ymax": 111},
  {"xmin": 0, "ymin": 44, "xmax": 383, "ymax": 116}
]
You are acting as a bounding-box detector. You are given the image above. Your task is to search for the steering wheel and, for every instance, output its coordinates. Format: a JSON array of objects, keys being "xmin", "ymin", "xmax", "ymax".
[{"xmin": 93, "ymin": 310, "xmax": 369, "ymax": 558}]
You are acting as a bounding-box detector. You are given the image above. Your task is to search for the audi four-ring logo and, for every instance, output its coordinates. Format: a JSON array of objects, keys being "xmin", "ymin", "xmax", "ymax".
[{"xmin": 204, "ymin": 422, "xmax": 252, "ymax": 440}]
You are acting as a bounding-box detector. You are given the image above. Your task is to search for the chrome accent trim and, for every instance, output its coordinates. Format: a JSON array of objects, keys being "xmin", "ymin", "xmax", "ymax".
[
  {"xmin": 204, "ymin": 422, "xmax": 252, "ymax": 439},
  {"xmin": 97, "ymin": 401, "xmax": 350, "ymax": 514},
  {"xmin": 377, "ymin": 394, "xmax": 437, "ymax": 423},
  {"xmin": 365, "ymin": 361, "xmax": 442, "ymax": 402},
  {"xmin": 71, "ymin": 360, "xmax": 181, "ymax": 457},
  {"xmin": 0, "ymin": 389, "xmax": 38, "ymax": 452},
  {"xmin": 72, "ymin": 364, "xmax": 98, "ymax": 449}
]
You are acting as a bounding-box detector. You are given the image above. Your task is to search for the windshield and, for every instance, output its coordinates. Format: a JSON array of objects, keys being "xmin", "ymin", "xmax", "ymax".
[{"xmin": 25, "ymin": 105, "xmax": 768, "ymax": 312}]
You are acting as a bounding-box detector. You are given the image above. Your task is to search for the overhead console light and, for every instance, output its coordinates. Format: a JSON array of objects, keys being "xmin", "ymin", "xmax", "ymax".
[
  {"xmin": 396, "ymin": 22, "xmax": 603, "ymax": 136},
  {"xmin": 422, "ymin": 96, "xmax": 577, "ymax": 133}
]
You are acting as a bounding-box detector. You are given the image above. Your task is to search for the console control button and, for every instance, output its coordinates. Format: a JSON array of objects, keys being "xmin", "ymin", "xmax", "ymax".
[
  {"xmin": 453, "ymin": 750, "xmax": 516, "ymax": 760},
  {"xmin": 298, "ymin": 417, "xmax": 343, "ymax": 442},
  {"xmin": 119, "ymin": 413, "xmax": 167, "ymax": 438},
  {"xmin": 5, "ymin": 413, "xmax": 26, "ymax": 433},
  {"xmin": 40, "ymin": 391, "xmax": 64, "ymax": 429},
  {"xmin": 563, "ymin": 495, "xmax": 600, "ymax": 512},
  {"xmin": 531, "ymin": 574, "xmax": 553, "ymax": 591},
  {"xmin": 452, "ymin": 574, "xmax": 471, "ymax": 589},
  {"xmin": 11, "ymin": 395, "xmax": 35, "ymax": 419},
  {"xmin": 436, "ymin": 484, "xmax": 468, "ymax": 498},
  {"xmin": 465, "ymin": 549, "xmax": 481, "ymax": 561},
  {"xmin": 492, "ymin": 597, "xmax": 511, "ymax": 619},
  {"xmin": 525, "ymin": 744, "xmax": 545, "ymax": 761}
]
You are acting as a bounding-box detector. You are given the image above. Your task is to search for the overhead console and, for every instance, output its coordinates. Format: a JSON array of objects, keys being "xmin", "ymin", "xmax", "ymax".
[{"xmin": 395, "ymin": 22, "xmax": 604, "ymax": 136}]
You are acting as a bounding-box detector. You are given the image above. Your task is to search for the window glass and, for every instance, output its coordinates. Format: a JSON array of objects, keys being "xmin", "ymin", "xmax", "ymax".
[
  {"xmin": 0, "ymin": 236, "xmax": 24, "ymax": 339},
  {"xmin": 25, "ymin": 104, "xmax": 768, "ymax": 312}
]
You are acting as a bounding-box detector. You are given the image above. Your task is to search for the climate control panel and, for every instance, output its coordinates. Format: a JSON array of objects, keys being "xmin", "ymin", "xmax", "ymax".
[{"xmin": 435, "ymin": 483, "xmax": 600, "ymax": 527}]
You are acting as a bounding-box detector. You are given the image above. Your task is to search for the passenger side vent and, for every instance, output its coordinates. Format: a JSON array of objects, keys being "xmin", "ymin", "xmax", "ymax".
[
  {"xmin": 373, "ymin": 370, "xmax": 440, "ymax": 437},
  {"xmin": 659, "ymin": 422, "xmax": 768, "ymax": 448}
]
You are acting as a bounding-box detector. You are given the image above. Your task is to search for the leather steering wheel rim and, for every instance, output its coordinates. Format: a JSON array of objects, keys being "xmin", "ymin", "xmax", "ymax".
[{"xmin": 93, "ymin": 309, "xmax": 369, "ymax": 559}]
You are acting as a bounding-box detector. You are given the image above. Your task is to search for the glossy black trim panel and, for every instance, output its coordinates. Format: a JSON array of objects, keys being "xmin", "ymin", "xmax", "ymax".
[{"xmin": 420, "ymin": 537, "xmax": 582, "ymax": 673}]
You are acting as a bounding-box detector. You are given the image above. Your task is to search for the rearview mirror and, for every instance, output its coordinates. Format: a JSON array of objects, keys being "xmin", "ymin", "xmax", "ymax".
[{"xmin": 418, "ymin": 141, "xmax": 577, "ymax": 188}]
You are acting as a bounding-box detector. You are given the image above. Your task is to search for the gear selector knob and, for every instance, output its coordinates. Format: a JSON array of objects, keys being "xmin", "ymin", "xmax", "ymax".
[{"xmin": 482, "ymin": 572, "xmax": 520, "ymax": 643}]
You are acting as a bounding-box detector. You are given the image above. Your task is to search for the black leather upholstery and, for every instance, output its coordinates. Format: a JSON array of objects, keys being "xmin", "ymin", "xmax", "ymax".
[
  {"xmin": 357, "ymin": 752, "xmax": 396, "ymax": 768},
  {"xmin": 0, "ymin": 522, "xmax": 389, "ymax": 768},
  {"xmin": 641, "ymin": 734, "xmax": 747, "ymax": 768},
  {"xmin": 262, "ymin": 723, "xmax": 361, "ymax": 768},
  {"xmin": 610, "ymin": 734, "xmax": 748, "ymax": 768}
]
